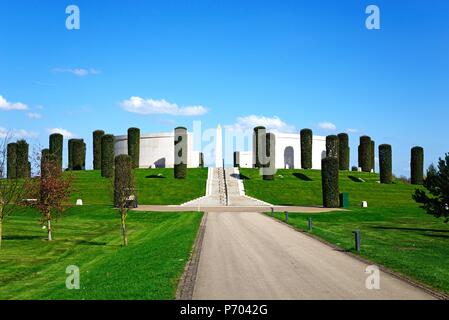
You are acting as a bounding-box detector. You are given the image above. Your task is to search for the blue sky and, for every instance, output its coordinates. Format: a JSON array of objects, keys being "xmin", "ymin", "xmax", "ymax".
[{"xmin": 1, "ymin": 0, "xmax": 448, "ymax": 174}]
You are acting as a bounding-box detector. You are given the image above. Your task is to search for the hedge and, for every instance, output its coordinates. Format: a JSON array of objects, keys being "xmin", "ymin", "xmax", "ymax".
[
  {"xmin": 71, "ymin": 139, "xmax": 86, "ymax": 170},
  {"xmin": 127, "ymin": 127, "xmax": 140, "ymax": 169},
  {"xmin": 337, "ymin": 133, "xmax": 349, "ymax": 170},
  {"xmin": 411, "ymin": 146, "xmax": 424, "ymax": 185},
  {"xmin": 379, "ymin": 144, "xmax": 392, "ymax": 184},
  {"xmin": 114, "ymin": 154, "xmax": 134, "ymax": 207},
  {"xmin": 300, "ymin": 129, "xmax": 313, "ymax": 169},
  {"xmin": 7, "ymin": 143, "xmax": 17, "ymax": 179},
  {"xmin": 253, "ymin": 126, "xmax": 266, "ymax": 168},
  {"xmin": 174, "ymin": 127, "xmax": 188, "ymax": 179},
  {"xmin": 326, "ymin": 135, "xmax": 338, "ymax": 158},
  {"xmin": 49, "ymin": 133, "xmax": 63, "ymax": 172},
  {"xmin": 68, "ymin": 139, "xmax": 75, "ymax": 170},
  {"xmin": 370, "ymin": 140, "xmax": 375, "ymax": 172},
  {"xmin": 359, "ymin": 136, "xmax": 372, "ymax": 172},
  {"xmin": 93, "ymin": 130, "xmax": 105, "ymax": 170},
  {"xmin": 263, "ymin": 133, "xmax": 275, "ymax": 180},
  {"xmin": 321, "ymin": 157, "xmax": 339, "ymax": 208},
  {"xmin": 16, "ymin": 140, "xmax": 30, "ymax": 178},
  {"xmin": 101, "ymin": 134, "xmax": 115, "ymax": 178}
]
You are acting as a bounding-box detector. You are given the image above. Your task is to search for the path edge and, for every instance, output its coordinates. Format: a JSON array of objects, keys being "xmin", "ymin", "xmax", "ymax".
[
  {"xmin": 263, "ymin": 212, "xmax": 449, "ymax": 301},
  {"xmin": 176, "ymin": 212, "xmax": 208, "ymax": 300}
]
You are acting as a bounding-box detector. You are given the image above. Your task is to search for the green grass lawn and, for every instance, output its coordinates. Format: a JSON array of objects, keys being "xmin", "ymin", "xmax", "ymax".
[
  {"xmin": 240, "ymin": 168, "xmax": 449, "ymax": 295},
  {"xmin": 68, "ymin": 168, "xmax": 208, "ymax": 205},
  {"xmin": 0, "ymin": 205, "xmax": 202, "ymax": 299},
  {"xmin": 240, "ymin": 168, "xmax": 418, "ymax": 208}
]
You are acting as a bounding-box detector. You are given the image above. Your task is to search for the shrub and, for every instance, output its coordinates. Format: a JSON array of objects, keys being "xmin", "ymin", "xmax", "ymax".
[
  {"xmin": 411, "ymin": 146, "xmax": 424, "ymax": 185},
  {"xmin": 114, "ymin": 154, "xmax": 133, "ymax": 207},
  {"xmin": 93, "ymin": 130, "xmax": 105, "ymax": 170},
  {"xmin": 174, "ymin": 127, "xmax": 188, "ymax": 179},
  {"xmin": 326, "ymin": 135, "xmax": 338, "ymax": 158},
  {"xmin": 359, "ymin": 136, "xmax": 372, "ymax": 172},
  {"xmin": 263, "ymin": 133, "xmax": 275, "ymax": 180},
  {"xmin": 49, "ymin": 133, "xmax": 63, "ymax": 172},
  {"xmin": 351, "ymin": 166, "xmax": 358, "ymax": 172},
  {"xmin": 321, "ymin": 157, "xmax": 339, "ymax": 208},
  {"xmin": 370, "ymin": 140, "xmax": 375, "ymax": 172},
  {"xmin": 253, "ymin": 126, "xmax": 266, "ymax": 168},
  {"xmin": 127, "ymin": 127, "xmax": 140, "ymax": 169},
  {"xmin": 101, "ymin": 134, "xmax": 115, "ymax": 178},
  {"xmin": 413, "ymin": 154, "xmax": 449, "ymax": 222},
  {"xmin": 16, "ymin": 140, "xmax": 30, "ymax": 178},
  {"xmin": 300, "ymin": 129, "xmax": 313, "ymax": 169},
  {"xmin": 7, "ymin": 143, "xmax": 17, "ymax": 179},
  {"xmin": 337, "ymin": 133, "xmax": 349, "ymax": 171},
  {"xmin": 71, "ymin": 139, "xmax": 85, "ymax": 170},
  {"xmin": 379, "ymin": 144, "xmax": 392, "ymax": 184}
]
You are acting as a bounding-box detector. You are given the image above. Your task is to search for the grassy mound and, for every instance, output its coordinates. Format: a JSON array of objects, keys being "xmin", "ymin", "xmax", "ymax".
[{"xmin": 68, "ymin": 168, "xmax": 208, "ymax": 205}]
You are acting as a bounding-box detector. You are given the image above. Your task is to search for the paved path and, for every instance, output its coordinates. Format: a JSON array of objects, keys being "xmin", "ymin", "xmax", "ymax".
[{"xmin": 192, "ymin": 211, "xmax": 435, "ymax": 300}]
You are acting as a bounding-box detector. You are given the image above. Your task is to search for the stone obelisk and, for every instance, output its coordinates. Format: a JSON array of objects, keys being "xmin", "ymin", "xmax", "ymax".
[{"xmin": 215, "ymin": 124, "xmax": 223, "ymax": 168}]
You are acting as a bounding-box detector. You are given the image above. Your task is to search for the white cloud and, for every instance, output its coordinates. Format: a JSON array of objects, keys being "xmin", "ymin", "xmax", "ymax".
[
  {"xmin": 52, "ymin": 68, "xmax": 101, "ymax": 77},
  {"xmin": 120, "ymin": 97, "xmax": 208, "ymax": 116},
  {"xmin": 0, "ymin": 127, "xmax": 38, "ymax": 139},
  {"xmin": 0, "ymin": 95, "xmax": 28, "ymax": 111},
  {"xmin": 225, "ymin": 115, "xmax": 295, "ymax": 133},
  {"xmin": 27, "ymin": 112, "xmax": 42, "ymax": 119},
  {"xmin": 318, "ymin": 122, "xmax": 337, "ymax": 131},
  {"xmin": 46, "ymin": 128, "xmax": 76, "ymax": 139}
]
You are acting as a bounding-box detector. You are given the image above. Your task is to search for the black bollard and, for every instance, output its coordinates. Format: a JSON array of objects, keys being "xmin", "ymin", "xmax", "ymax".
[
  {"xmin": 352, "ymin": 230, "xmax": 361, "ymax": 252},
  {"xmin": 308, "ymin": 217, "xmax": 313, "ymax": 232}
]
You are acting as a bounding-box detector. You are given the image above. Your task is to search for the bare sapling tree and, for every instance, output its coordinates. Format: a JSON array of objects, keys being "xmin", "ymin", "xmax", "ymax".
[
  {"xmin": 23, "ymin": 150, "xmax": 73, "ymax": 241},
  {"xmin": 114, "ymin": 154, "xmax": 136, "ymax": 246},
  {"xmin": 0, "ymin": 135, "xmax": 25, "ymax": 248}
]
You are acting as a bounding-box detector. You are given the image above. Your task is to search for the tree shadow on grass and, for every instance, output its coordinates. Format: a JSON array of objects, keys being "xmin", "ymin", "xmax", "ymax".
[
  {"xmin": 231, "ymin": 173, "xmax": 249, "ymax": 180},
  {"xmin": 293, "ymin": 173, "xmax": 313, "ymax": 181},
  {"xmin": 145, "ymin": 174, "xmax": 166, "ymax": 179},
  {"xmin": 371, "ymin": 226, "xmax": 449, "ymax": 233},
  {"xmin": 3, "ymin": 235, "xmax": 43, "ymax": 241},
  {"xmin": 348, "ymin": 176, "xmax": 363, "ymax": 183}
]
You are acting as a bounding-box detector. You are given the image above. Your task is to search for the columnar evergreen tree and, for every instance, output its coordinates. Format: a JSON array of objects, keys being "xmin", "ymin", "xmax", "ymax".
[
  {"xmin": 233, "ymin": 152, "xmax": 239, "ymax": 168},
  {"xmin": 199, "ymin": 152, "xmax": 204, "ymax": 168},
  {"xmin": 326, "ymin": 135, "xmax": 338, "ymax": 158},
  {"xmin": 253, "ymin": 126, "xmax": 266, "ymax": 168},
  {"xmin": 101, "ymin": 134, "xmax": 115, "ymax": 178},
  {"xmin": 263, "ymin": 133, "xmax": 275, "ymax": 180},
  {"xmin": 16, "ymin": 140, "xmax": 30, "ymax": 178},
  {"xmin": 7, "ymin": 143, "xmax": 17, "ymax": 179},
  {"xmin": 321, "ymin": 157, "xmax": 339, "ymax": 208},
  {"xmin": 359, "ymin": 136, "xmax": 372, "ymax": 172},
  {"xmin": 67, "ymin": 139, "xmax": 76, "ymax": 170},
  {"xmin": 379, "ymin": 144, "xmax": 393, "ymax": 184},
  {"xmin": 41, "ymin": 149, "xmax": 50, "ymax": 175},
  {"xmin": 127, "ymin": 127, "xmax": 140, "ymax": 169},
  {"xmin": 174, "ymin": 127, "xmax": 188, "ymax": 179},
  {"xmin": 358, "ymin": 145, "xmax": 362, "ymax": 169},
  {"xmin": 93, "ymin": 130, "xmax": 105, "ymax": 170},
  {"xmin": 49, "ymin": 133, "xmax": 63, "ymax": 172},
  {"xmin": 300, "ymin": 129, "xmax": 313, "ymax": 169},
  {"xmin": 71, "ymin": 139, "xmax": 85, "ymax": 170},
  {"xmin": 337, "ymin": 133, "xmax": 349, "ymax": 170},
  {"xmin": 370, "ymin": 140, "xmax": 375, "ymax": 172},
  {"xmin": 411, "ymin": 146, "xmax": 424, "ymax": 185}
]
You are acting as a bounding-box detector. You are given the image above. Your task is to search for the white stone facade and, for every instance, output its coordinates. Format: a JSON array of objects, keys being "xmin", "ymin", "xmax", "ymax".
[
  {"xmin": 114, "ymin": 132, "xmax": 200, "ymax": 168},
  {"xmin": 237, "ymin": 132, "xmax": 326, "ymax": 169}
]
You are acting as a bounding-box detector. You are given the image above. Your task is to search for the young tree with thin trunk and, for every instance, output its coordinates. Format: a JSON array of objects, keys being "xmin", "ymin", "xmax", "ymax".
[
  {"xmin": 0, "ymin": 136, "xmax": 25, "ymax": 248},
  {"xmin": 114, "ymin": 154, "xmax": 135, "ymax": 246},
  {"xmin": 23, "ymin": 152, "xmax": 73, "ymax": 241}
]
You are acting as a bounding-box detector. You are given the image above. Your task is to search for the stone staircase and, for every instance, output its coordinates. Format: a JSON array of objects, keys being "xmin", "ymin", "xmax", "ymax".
[{"xmin": 181, "ymin": 167, "xmax": 271, "ymax": 207}]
